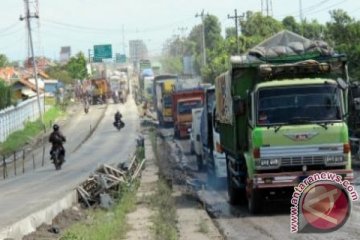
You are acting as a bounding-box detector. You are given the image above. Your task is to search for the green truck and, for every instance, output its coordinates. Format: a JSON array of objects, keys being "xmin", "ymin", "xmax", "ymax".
[{"xmin": 215, "ymin": 31, "xmax": 354, "ymax": 213}]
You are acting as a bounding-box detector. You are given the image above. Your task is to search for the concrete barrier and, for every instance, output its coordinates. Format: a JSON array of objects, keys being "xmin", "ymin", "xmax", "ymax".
[{"xmin": 0, "ymin": 190, "xmax": 77, "ymax": 240}]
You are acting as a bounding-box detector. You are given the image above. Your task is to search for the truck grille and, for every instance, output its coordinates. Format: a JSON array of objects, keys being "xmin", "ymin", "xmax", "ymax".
[{"xmin": 280, "ymin": 156, "xmax": 325, "ymax": 166}]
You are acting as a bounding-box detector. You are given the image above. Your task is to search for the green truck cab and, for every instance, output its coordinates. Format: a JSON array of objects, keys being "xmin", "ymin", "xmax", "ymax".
[{"xmin": 214, "ymin": 31, "xmax": 354, "ymax": 213}]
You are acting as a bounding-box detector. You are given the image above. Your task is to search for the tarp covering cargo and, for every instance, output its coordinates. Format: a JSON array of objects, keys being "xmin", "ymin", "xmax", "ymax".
[
  {"xmin": 248, "ymin": 30, "xmax": 334, "ymax": 60},
  {"xmin": 215, "ymin": 72, "xmax": 233, "ymax": 124}
]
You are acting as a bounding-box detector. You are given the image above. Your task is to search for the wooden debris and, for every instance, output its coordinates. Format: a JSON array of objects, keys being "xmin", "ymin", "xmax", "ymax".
[{"xmin": 77, "ymin": 155, "xmax": 145, "ymax": 208}]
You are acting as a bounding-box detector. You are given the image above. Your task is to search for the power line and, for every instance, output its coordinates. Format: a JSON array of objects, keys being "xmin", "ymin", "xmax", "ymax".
[
  {"xmin": 0, "ymin": 22, "xmax": 22, "ymax": 33},
  {"xmin": 41, "ymin": 17, "xmax": 194, "ymax": 34}
]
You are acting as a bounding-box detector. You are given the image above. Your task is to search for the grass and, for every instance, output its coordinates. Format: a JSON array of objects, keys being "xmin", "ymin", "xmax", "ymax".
[
  {"xmin": 0, "ymin": 105, "xmax": 65, "ymax": 156},
  {"xmin": 60, "ymin": 184, "xmax": 137, "ymax": 240},
  {"xmin": 147, "ymin": 129, "xmax": 178, "ymax": 240},
  {"xmin": 149, "ymin": 180, "xmax": 178, "ymax": 240}
]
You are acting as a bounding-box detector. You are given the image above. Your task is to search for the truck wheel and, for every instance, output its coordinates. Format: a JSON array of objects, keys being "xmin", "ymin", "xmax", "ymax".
[
  {"xmin": 207, "ymin": 157, "xmax": 216, "ymax": 187},
  {"xmin": 248, "ymin": 188, "xmax": 263, "ymax": 214},
  {"xmin": 196, "ymin": 155, "xmax": 203, "ymax": 171},
  {"xmin": 226, "ymin": 158, "xmax": 240, "ymax": 205}
]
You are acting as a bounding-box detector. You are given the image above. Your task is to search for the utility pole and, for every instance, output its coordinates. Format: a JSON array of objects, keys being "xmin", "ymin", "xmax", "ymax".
[
  {"xmin": 20, "ymin": 0, "xmax": 43, "ymax": 129},
  {"xmin": 195, "ymin": 10, "xmax": 207, "ymax": 67},
  {"xmin": 228, "ymin": 9, "xmax": 244, "ymax": 55}
]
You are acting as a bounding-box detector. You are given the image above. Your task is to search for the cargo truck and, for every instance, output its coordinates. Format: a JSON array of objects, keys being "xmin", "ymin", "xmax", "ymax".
[
  {"xmin": 172, "ymin": 88, "xmax": 204, "ymax": 138},
  {"xmin": 153, "ymin": 75, "xmax": 178, "ymax": 126},
  {"xmin": 215, "ymin": 31, "xmax": 354, "ymax": 213},
  {"xmin": 200, "ymin": 86, "xmax": 227, "ymax": 182}
]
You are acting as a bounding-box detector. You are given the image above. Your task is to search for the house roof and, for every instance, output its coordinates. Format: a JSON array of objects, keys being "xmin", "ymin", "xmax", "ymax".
[
  {"xmin": 14, "ymin": 78, "xmax": 44, "ymax": 93},
  {"xmin": 0, "ymin": 67, "xmax": 19, "ymax": 84}
]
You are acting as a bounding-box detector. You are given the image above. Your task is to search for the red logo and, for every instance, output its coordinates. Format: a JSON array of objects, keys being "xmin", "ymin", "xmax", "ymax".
[{"xmin": 301, "ymin": 183, "xmax": 350, "ymax": 232}]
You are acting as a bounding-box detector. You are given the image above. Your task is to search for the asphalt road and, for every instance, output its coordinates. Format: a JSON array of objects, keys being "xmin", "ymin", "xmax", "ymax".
[{"xmin": 0, "ymin": 97, "xmax": 139, "ymax": 235}]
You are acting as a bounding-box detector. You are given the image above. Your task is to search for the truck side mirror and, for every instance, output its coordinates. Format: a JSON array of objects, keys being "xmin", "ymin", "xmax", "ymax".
[
  {"xmin": 336, "ymin": 78, "xmax": 348, "ymax": 90},
  {"xmin": 233, "ymin": 97, "xmax": 246, "ymax": 116}
]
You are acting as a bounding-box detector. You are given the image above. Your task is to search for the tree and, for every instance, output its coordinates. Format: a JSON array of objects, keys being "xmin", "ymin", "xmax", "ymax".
[
  {"xmin": 282, "ymin": 16, "xmax": 301, "ymax": 34},
  {"xmin": 46, "ymin": 64, "xmax": 72, "ymax": 84},
  {"xmin": 0, "ymin": 54, "xmax": 9, "ymax": 68},
  {"xmin": 240, "ymin": 12, "xmax": 283, "ymax": 38},
  {"xmin": 301, "ymin": 19, "xmax": 325, "ymax": 40},
  {"xmin": 0, "ymin": 80, "xmax": 11, "ymax": 110},
  {"xmin": 204, "ymin": 15, "xmax": 223, "ymax": 50},
  {"xmin": 66, "ymin": 52, "xmax": 88, "ymax": 80}
]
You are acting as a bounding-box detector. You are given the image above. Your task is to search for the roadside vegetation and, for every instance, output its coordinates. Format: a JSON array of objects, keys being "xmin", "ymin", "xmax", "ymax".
[
  {"xmin": 60, "ymin": 184, "xmax": 137, "ymax": 240},
  {"xmin": 0, "ymin": 104, "xmax": 64, "ymax": 156},
  {"xmin": 148, "ymin": 180, "xmax": 178, "ymax": 240},
  {"xmin": 162, "ymin": 9, "xmax": 360, "ymax": 83},
  {"xmin": 148, "ymin": 129, "xmax": 179, "ymax": 240}
]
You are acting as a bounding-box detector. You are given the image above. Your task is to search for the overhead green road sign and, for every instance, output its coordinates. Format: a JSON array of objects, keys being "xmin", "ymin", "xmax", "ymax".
[{"xmin": 94, "ymin": 44, "xmax": 112, "ymax": 62}]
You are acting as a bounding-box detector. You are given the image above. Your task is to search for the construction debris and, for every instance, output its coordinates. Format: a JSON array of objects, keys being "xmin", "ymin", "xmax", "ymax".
[{"xmin": 76, "ymin": 155, "xmax": 146, "ymax": 208}]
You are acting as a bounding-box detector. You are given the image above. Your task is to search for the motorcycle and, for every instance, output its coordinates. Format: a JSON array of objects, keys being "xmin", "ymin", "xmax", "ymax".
[
  {"xmin": 113, "ymin": 120, "xmax": 125, "ymax": 131},
  {"xmin": 51, "ymin": 146, "xmax": 65, "ymax": 170}
]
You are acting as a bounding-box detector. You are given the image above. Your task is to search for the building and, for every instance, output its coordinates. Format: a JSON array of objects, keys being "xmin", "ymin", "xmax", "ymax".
[
  {"xmin": 129, "ymin": 40, "xmax": 148, "ymax": 66},
  {"xmin": 60, "ymin": 46, "xmax": 71, "ymax": 63}
]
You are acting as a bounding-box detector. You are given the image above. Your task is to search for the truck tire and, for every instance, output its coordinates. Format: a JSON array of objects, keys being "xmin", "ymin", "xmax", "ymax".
[
  {"xmin": 226, "ymin": 155, "xmax": 247, "ymax": 205},
  {"xmin": 248, "ymin": 188, "xmax": 263, "ymax": 214},
  {"xmin": 226, "ymin": 158, "xmax": 241, "ymax": 205},
  {"xmin": 207, "ymin": 156, "xmax": 217, "ymax": 188}
]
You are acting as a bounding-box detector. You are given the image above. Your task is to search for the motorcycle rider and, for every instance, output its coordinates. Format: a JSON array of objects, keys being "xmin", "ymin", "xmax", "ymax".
[
  {"xmin": 49, "ymin": 124, "xmax": 66, "ymax": 161},
  {"xmin": 114, "ymin": 110, "xmax": 122, "ymax": 122},
  {"xmin": 114, "ymin": 110, "xmax": 124, "ymax": 128}
]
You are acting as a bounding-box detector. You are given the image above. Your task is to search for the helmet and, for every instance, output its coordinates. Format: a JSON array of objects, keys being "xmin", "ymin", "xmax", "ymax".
[{"xmin": 53, "ymin": 124, "xmax": 59, "ymax": 131}]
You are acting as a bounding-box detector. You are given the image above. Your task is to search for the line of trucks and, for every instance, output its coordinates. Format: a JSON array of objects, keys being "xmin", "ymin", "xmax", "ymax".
[
  {"xmin": 80, "ymin": 67, "xmax": 130, "ymax": 105},
  {"xmin": 138, "ymin": 31, "xmax": 359, "ymax": 214}
]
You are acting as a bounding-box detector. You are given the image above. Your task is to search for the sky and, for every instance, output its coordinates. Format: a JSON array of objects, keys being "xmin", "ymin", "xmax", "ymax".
[{"xmin": 1, "ymin": 0, "xmax": 360, "ymax": 61}]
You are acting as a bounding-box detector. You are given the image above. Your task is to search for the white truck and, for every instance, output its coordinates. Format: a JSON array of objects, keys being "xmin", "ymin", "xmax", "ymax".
[{"xmin": 190, "ymin": 107, "xmax": 203, "ymax": 169}]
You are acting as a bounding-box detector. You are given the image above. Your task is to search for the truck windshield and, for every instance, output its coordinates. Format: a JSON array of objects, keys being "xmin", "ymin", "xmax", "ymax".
[
  {"xmin": 257, "ymin": 84, "xmax": 342, "ymax": 126},
  {"xmin": 163, "ymin": 96, "xmax": 172, "ymax": 107},
  {"xmin": 178, "ymin": 100, "xmax": 202, "ymax": 114}
]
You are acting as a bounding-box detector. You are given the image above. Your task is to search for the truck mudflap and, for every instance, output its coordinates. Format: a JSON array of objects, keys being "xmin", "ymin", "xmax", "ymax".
[{"xmin": 253, "ymin": 169, "xmax": 354, "ymax": 189}]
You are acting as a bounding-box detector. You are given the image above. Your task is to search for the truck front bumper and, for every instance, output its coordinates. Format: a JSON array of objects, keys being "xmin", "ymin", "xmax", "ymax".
[{"xmin": 253, "ymin": 169, "xmax": 354, "ymax": 189}]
